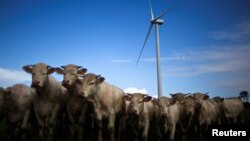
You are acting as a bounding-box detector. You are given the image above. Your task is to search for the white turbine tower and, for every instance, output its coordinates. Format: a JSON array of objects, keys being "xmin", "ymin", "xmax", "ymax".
[{"xmin": 136, "ymin": 0, "xmax": 174, "ymax": 98}]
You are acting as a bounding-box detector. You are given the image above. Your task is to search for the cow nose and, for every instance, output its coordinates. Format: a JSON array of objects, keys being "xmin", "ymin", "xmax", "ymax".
[
  {"xmin": 161, "ymin": 112, "xmax": 168, "ymax": 117},
  {"xmin": 34, "ymin": 80, "xmax": 40, "ymax": 85},
  {"xmin": 132, "ymin": 109, "xmax": 137, "ymax": 114},
  {"xmin": 63, "ymin": 80, "xmax": 69, "ymax": 84},
  {"xmin": 81, "ymin": 92, "xmax": 85, "ymax": 97}
]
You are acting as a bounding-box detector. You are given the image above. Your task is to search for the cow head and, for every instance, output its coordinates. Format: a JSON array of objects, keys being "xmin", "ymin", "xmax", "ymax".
[
  {"xmin": 124, "ymin": 93, "xmax": 152, "ymax": 117},
  {"xmin": 192, "ymin": 92, "xmax": 210, "ymax": 100},
  {"xmin": 213, "ymin": 96, "xmax": 224, "ymax": 103},
  {"xmin": 23, "ymin": 63, "xmax": 55, "ymax": 88},
  {"xmin": 169, "ymin": 92, "xmax": 189, "ymax": 102},
  {"xmin": 183, "ymin": 95, "xmax": 197, "ymax": 117},
  {"xmin": 55, "ymin": 64, "xmax": 87, "ymax": 88},
  {"xmin": 158, "ymin": 97, "xmax": 173, "ymax": 118},
  {"xmin": 79, "ymin": 73, "xmax": 105, "ymax": 98}
]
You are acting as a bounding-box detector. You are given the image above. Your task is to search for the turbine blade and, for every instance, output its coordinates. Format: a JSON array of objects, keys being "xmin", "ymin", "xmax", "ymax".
[
  {"xmin": 153, "ymin": 5, "xmax": 176, "ymax": 22},
  {"xmin": 136, "ymin": 23, "xmax": 153, "ymax": 66},
  {"xmin": 148, "ymin": 0, "xmax": 154, "ymax": 19}
]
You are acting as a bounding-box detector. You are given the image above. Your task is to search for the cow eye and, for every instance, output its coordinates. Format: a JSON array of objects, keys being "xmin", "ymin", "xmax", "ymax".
[
  {"xmin": 139, "ymin": 100, "xmax": 143, "ymax": 104},
  {"xmin": 42, "ymin": 72, "xmax": 47, "ymax": 75}
]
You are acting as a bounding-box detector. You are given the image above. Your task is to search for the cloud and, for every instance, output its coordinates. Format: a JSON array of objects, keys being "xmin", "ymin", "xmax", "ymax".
[
  {"xmin": 209, "ymin": 31, "xmax": 242, "ymax": 41},
  {"xmin": 209, "ymin": 21, "xmax": 250, "ymax": 41},
  {"xmin": 0, "ymin": 68, "xmax": 31, "ymax": 87},
  {"xmin": 141, "ymin": 55, "xmax": 192, "ymax": 62},
  {"xmin": 112, "ymin": 59, "xmax": 132, "ymax": 63},
  {"xmin": 124, "ymin": 87, "xmax": 147, "ymax": 94},
  {"xmin": 165, "ymin": 44, "xmax": 250, "ymax": 77},
  {"xmin": 124, "ymin": 87, "xmax": 157, "ymax": 98}
]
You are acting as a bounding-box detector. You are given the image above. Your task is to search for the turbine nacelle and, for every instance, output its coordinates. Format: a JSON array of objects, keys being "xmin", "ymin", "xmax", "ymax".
[{"xmin": 151, "ymin": 19, "xmax": 164, "ymax": 25}]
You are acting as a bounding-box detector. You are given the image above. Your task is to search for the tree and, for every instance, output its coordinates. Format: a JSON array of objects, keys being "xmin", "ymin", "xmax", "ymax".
[{"xmin": 239, "ymin": 90, "xmax": 249, "ymax": 103}]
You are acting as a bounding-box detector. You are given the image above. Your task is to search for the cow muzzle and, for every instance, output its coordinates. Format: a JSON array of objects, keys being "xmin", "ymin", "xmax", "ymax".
[
  {"xmin": 130, "ymin": 108, "xmax": 139, "ymax": 116},
  {"xmin": 62, "ymin": 80, "xmax": 71, "ymax": 87},
  {"xmin": 32, "ymin": 80, "xmax": 42, "ymax": 88},
  {"xmin": 161, "ymin": 112, "xmax": 168, "ymax": 118},
  {"xmin": 80, "ymin": 92, "xmax": 88, "ymax": 98}
]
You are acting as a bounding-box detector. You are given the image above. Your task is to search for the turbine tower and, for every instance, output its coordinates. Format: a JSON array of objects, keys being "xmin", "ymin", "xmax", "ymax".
[{"xmin": 136, "ymin": 0, "xmax": 174, "ymax": 98}]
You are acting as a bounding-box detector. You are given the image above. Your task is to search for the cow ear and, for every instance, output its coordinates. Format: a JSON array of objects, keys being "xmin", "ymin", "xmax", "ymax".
[
  {"xmin": 123, "ymin": 95, "xmax": 131, "ymax": 101},
  {"xmin": 170, "ymin": 99, "xmax": 177, "ymax": 105},
  {"xmin": 23, "ymin": 65, "xmax": 33, "ymax": 74},
  {"xmin": 77, "ymin": 68, "xmax": 87, "ymax": 75},
  {"xmin": 144, "ymin": 96, "xmax": 152, "ymax": 102},
  {"xmin": 47, "ymin": 67, "xmax": 55, "ymax": 74},
  {"xmin": 55, "ymin": 67, "xmax": 64, "ymax": 75},
  {"xmin": 203, "ymin": 95, "xmax": 209, "ymax": 100},
  {"xmin": 151, "ymin": 99, "xmax": 159, "ymax": 105},
  {"xmin": 97, "ymin": 76, "xmax": 105, "ymax": 84}
]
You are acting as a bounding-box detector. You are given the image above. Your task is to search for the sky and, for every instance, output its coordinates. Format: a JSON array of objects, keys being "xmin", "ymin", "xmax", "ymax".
[{"xmin": 0, "ymin": 0, "xmax": 250, "ymax": 98}]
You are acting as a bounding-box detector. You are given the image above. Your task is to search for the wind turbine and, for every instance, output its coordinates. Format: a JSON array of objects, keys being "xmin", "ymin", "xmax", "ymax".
[{"xmin": 136, "ymin": 0, "xmax": 174, "ymax": 98}]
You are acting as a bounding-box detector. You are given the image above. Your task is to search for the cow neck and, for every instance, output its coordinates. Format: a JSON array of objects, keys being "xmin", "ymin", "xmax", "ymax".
[
  {"xmin": 71, "ymin": 82, "xmax": 81, "ymax": 97},
  {"xmin": 36, "ymin": 76, "xmax": 52, "ymax": 97},
  {"xmin": 139, "ymin": 102, "xmax": 147, "ymax": 118}
]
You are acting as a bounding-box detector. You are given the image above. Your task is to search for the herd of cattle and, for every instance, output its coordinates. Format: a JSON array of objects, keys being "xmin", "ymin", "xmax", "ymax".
[{"xmin": 0, "ymin": 62, "xmax": 247, "ymax": 141}]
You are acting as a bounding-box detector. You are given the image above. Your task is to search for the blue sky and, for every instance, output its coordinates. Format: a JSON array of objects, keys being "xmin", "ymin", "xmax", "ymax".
[{"xmin": 0, "ymin": 0, "xmax": 250, "ymax": 98}]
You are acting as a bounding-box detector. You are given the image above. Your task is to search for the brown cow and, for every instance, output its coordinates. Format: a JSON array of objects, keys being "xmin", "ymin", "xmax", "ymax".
[
  {"xmin": 55, "ymin": 64, "xmax": 89, "ymax": 140},
  {"xmin": 169, "ymin": 93, "xmax": 199, "ymax": 140},
  {"xmin": 153, "ymin": 96, "xmax": 189, "ymax": 141},
  {"xmin": 3, "ymin": 84, "xmax": 36, "ymax": 140},
  {"xmin": 79, "ymin": 73, "xmax": 124, "ymax": 141},
  {"xmin": 213, "ymin": 97, "xmax": 244, "ymax": 124},
  {"xmin": 23, "ymin": 63, "xmax": 68, "ymax": 140},
  {"xmin": 193, "ymin": 93, "xmax": 220, "ymax": 136},
  {"xmin": 123, "ymin": 93, "xmax": 153, "ymax": 141}
]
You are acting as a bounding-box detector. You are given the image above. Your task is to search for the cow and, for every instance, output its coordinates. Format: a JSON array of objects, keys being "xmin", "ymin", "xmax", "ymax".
[
  {"xmin": 213, "ymin": 96, "xmax": 244, "ymax": 124},
  {"xmin": 55, "ymin": 64, "xmax": 89, "ymax": 140},
  {"xmin": 123, "ymin": 93, "xmax": 153, "ymax": 141},
  {"xmin": 23, "ymin": 63, "xmax": 68, "ymax": 140},
  {"xmin": 153, "ymin": 96, "xmax": 196, "ymax": 141},
  {"xmin": 151, "ymin": 98, "xmax": 162, "ymax": 141},
  {"xmin": 193, "ymin": 93, "xmax": 220, "ymax": 136},
  {"xmin": 169, "ymin": 93, "xmax": 199, "ymax": 140},
  {"xmin": 3, "ymin": 84, "xmax": 35, "ymax": 140},
  {"xmin": 78, "ymin": 73, "xmax": 124, "ymax": 141}
]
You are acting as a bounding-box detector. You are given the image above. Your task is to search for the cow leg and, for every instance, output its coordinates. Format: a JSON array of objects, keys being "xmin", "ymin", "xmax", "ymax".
[
  {"xmin": 67, "ymin": 106, "xmax": 75, "ymax": 139},
  {"xmin": 117, "ymin": 115, "xmax": 127, "ymax": 141},
  {"xmin": 21, "ymin": 109, "xmax": 31, "ymax": 130},
  {"xmin": 20, "ymin": 109, "xmax": 31, "ymax": 140},
  {"xmin": 142, "ymin": 119, "xmax": 149, "ymax": 141},
  {"xmin": 95, "ymin": 109, "xmax": 103, "ymax": 141},
  {"xmin": 169, "ymin": 124, "xmax": 176, "ymax": 141},
  {"xmin": 34, "ymin": 107, "xmax": 44, "ymax": 138},
  {"xmin": 108, "ymin": 109, "xmax": 116, "ymax": 141},
  {"xmin": 78, "ymin": 103, "xmax": 88, "ymax": 141},
  {"xmin": 48, "ymin": 104, "xmax": 60, "ymax": 141}
]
